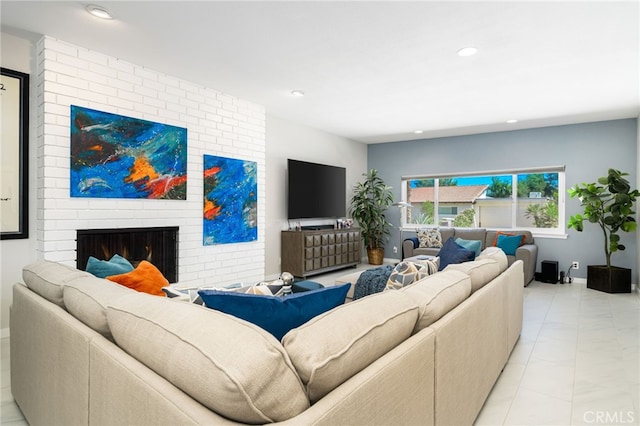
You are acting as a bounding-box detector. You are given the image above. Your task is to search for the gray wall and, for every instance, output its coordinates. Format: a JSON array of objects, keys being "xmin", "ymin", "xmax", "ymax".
[
  {"xmin": 368, "ymin": 119, "xmax": 638, "ymax": 282},
  {"xmin": 265, "ymin": 115, "xmax": 367, "ymax": 279}
]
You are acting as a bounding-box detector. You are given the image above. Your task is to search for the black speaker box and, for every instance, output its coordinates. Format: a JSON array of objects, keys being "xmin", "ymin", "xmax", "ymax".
[{"xmin": 539, "ymin": 260, "xmax": 559, "ymax": 284}]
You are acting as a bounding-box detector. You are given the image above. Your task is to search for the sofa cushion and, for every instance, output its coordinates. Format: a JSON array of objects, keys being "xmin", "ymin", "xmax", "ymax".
[
  {"xmin": 85, "ymin": 254, "xmax": 134, "ymax": 278},
  {"xmin": 455, "ymin": 237, "xmax": 482, "ymax": 258},
  {"xmin": 22, "ymin": 260, "xmax": 93, "ymax": 308},
  {"xmin": 402, "ymin": 269, "xmax": 472, "ymax": 332},
  {"xmin": 476, "ymin": 246, "xmax": 509, "ymax": 272},
  {"xmin": 385, "ymin": 259, "xmax": 437, "ymax": 291},
  {"xmin": 62, "ymin": 274, "xmax": 135, "ymax": 339},
  {"xmin": 452, "ymin": 227, "xmax": 486, "ymax": 245},
  {"xmin": 107, "ymin": 293, "xmax": 309, "ymax": 423},
  {"xmin": 198, "ymin": 283, "xmax": 350, "ymax": 340},
  {"xmin": 282, "ymin": 290, "xmax": 419, "ymax": 403},
  {"xmin": 443, "ymin": 258, "xmax": 502, "ymax": 293},
  {"xmin": 106, "ymin": 260, "xmax": 168, "ymax": 296},
  {"xmin": 437, "ymin": 227, "xmax": 456, "ymax": 242},
  {"xmin": 438, "ymin": 237, "xmax": 475, "ymax": 271},
  {"xmin": 417, "ymin": 228, "xmax": 443, "ymax": 248}
]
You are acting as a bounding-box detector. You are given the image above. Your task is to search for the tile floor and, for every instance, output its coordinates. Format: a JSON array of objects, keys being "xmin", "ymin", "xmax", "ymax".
[
  {"xmin": 1, "ymin": 270, "xmax": 638, "ymax": 425},
  {"xmin": 475, "ymin": 280, "xmax": 639, "ymax": 425}
]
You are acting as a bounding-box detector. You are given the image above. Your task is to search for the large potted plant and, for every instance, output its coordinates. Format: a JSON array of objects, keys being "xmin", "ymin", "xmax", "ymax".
[
  {"xmin": 567, "ymin": 168, "xmax": 639, "ymax": 293},
  {"xmin": 349, "ymin": 169, "xmax": 393, "ymax": 265}
]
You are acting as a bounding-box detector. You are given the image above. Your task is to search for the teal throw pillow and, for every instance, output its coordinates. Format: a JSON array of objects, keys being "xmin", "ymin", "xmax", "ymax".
[
  {"xmin": 496, "ymin": 234, "xmax": 523, "ymax": 256},
  {"xmin": 455, "ymin": 238, "xmax": 482, "ymax": 258},
  {"xmin": 198, "ymin": 283, "xmax": 351, "ymax": 340},
  {"xmin": 86, "ymin": 254, "xmax": 134, "ymax": 278},
  {"xmin": 438, "ymin": 237, "xmax": 475, "ymax": 271}
]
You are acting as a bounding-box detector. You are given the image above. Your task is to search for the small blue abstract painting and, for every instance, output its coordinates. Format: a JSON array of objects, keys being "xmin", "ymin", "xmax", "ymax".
[
  {"xmin": 70, "ymin": 105, "xmax": 187, "ymax": 199},
  {"xmin": 203, "ymin": 154, "xmax": 257, "ymax": 245}
]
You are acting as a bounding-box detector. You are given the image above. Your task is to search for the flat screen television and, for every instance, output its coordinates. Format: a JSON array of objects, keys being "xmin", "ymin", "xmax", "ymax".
[{"xmin": 287, "ymin": 159, "xmax": 346, "ymax": 220}]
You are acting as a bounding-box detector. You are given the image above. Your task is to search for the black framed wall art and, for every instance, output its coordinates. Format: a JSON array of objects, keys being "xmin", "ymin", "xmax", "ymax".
[{"xmin": 1, "ymin": 67, "xmax": 29, "ymax": 240}]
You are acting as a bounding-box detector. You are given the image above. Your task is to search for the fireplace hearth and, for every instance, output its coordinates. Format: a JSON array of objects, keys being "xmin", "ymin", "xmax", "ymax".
[{"xmin": 76, "ymin": 227, "xmax": 179, "ymax": 283}]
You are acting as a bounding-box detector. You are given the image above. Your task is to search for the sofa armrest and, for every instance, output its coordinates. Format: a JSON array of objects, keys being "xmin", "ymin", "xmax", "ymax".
[
  {"xmin": 402, "ymin": 238, "xmax": 418, "ymax": 258},
  {"xmin": 515, "ymin": 244, "xmax": 537, "ymax": 285},
  {"xmin": 11, "ymin": 283, "xmax": 94, "ymax": 426}
]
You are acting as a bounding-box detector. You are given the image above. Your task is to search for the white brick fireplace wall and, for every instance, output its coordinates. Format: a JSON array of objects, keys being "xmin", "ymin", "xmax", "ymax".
[{"xmin": 36, "ymin": 36, "xmax": 266, "ymax": 287}]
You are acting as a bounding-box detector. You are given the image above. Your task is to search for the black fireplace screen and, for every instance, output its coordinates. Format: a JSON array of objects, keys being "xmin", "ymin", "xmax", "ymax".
[{"xmin": 76, "ymin": 226, "xmax": 178, "ymax": 283}]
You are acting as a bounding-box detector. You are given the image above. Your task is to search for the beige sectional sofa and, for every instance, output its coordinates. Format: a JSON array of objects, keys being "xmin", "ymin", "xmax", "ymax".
[
  {"xmin": 10, "ymin": 250, "xmax": 524, "ymax": 425},
  {"xmin": 402, "ymin": 227, "xmax": 538, "ymax": 284}
]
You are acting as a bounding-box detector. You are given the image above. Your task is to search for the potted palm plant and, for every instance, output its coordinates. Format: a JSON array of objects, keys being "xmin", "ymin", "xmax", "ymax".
[
  {"xmin": 567, "ymin": 168, "xmax": 639, "ymax": 293},
  {"xmin": 349, "ymin": 169, "xmax": 394, "ymax": 265}
]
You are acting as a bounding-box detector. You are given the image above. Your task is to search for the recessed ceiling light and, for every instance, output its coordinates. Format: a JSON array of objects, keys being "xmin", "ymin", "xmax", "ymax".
[
  {"xmin": 290, "ymin": 90, "xmax": 305, "ymax": 97},
  {"xmin": 413, "ymin": 130, "xmax": 424, "ymax": 134},
  {"xmin": 457, "ymin": 47, "xmax": 478, "ymax": 57},
  {"xmin": 506, "ymin": 119, "xmax": 518, "ymax": 124},
  {"xmin": 86, "ymin": 5, "xmax": 113, "ymax": 20}
]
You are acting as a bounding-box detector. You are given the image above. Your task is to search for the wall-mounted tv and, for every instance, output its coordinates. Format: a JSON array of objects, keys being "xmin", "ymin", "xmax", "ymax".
[{"xmin": 287, "ymin": 159, "xmax": 346, "ymax": 220}]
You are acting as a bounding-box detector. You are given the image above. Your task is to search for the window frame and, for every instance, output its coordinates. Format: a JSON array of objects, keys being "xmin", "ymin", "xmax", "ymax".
[{"xmin": 400, "ymin": 166, "xmax": 566, "ymax": 238}]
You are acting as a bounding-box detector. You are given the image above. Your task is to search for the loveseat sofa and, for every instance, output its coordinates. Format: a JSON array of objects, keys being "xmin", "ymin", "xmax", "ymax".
[
  {"xmin": 403, "ymin": 227, "xmax": 538, "ymax": 284},
  {"xmin": 10, "ymin": 251, "xmax": 524, "ymax": 425}
]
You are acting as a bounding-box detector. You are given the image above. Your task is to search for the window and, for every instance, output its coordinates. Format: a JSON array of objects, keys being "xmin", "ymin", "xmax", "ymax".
[
  {"xmin": 401, "ymin": 167, "xmax": 565, "ymax": 235},
  {"xmin": 438, "ymin": 206, "xmax": 458, "ymax": 215}
]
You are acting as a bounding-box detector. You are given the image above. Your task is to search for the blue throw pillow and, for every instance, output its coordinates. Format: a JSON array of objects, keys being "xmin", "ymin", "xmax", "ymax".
[
  {"xmin": 455, "ymin": 238, "xmax": 482, "ymax": 258},
  {"xmin": 198, "ymin": 283, "xmax": 351, "ymax": 340},
  {"xmin": 438, "ymin": 237, "xmax": 475, "ymax": 271},
  {"xmin": 496, "ymin": 234, "xmax": 523, "ymax": 256},
  {"xmin": 86, "ymin": 254, "xmax": 134, "ymax": 278}
]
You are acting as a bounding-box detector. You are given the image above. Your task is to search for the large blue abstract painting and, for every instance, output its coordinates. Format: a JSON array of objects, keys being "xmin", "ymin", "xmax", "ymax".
[
  {"xmin": 70, "ymin": 105, "xmax": 187, "ymax": 199},
  {"xmin": 203, "ymin": 155, "xmax": 257, "ymax": 245}
]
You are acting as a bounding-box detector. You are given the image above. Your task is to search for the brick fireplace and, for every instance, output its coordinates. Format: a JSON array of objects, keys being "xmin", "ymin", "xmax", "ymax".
[
  {"xmin": 36, "ymin": 37, "xmax": 266, "ymax": 290},
  {"xmin": 76, "ymin": 227, "xmax": 179, "ymax": 283}
]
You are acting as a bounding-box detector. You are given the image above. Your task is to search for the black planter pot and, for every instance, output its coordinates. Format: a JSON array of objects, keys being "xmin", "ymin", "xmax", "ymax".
[{"xmin": 587, "ymin": 265, "xmax": 632, "ymax": 293}]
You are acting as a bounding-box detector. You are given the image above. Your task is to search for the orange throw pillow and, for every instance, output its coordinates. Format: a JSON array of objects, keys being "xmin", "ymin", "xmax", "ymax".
[
  {"xmin": 106, "ymin": 260, "xmax": 168, "ymax": 296},
  {"xmin": 492, "ymin": 231, "xmax": 524, "ymax": 247}
]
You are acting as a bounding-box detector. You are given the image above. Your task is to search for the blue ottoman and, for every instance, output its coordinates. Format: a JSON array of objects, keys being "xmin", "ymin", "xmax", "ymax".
[{"xmin": 292, "ymin": 280, "xmax": 324, "ymax": 293}]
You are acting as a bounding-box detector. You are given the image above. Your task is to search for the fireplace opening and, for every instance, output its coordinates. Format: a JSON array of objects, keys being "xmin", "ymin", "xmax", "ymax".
[{"xmin": 76, "ymin": 227, "xmax": 179, "ymax": 283}]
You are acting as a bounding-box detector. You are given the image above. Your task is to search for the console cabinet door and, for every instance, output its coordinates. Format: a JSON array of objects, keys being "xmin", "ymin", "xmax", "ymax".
[{"xmin": 281, "ymin": 229, "xmax": 361, "ymax": 277}]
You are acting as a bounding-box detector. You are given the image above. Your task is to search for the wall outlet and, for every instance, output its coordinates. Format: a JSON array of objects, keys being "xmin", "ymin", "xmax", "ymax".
[
  {"xmin": 571, "ymin": 261, "xmax": 579, "ymax": 270},
  {"xmin": 393, "ymin": 246, "xmax": 398, "ymax": 254}
]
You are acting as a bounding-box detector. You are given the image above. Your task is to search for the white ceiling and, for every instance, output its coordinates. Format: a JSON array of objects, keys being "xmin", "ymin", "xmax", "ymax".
[{"xmin": 2, "ymin": 1, "xmax": 639, "ymax": 143}]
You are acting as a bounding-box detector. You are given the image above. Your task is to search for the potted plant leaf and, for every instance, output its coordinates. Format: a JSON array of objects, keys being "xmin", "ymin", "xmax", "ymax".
[
  {"xmin": 567, "ymin": 168, "xmax": 639, "ymax": 293},
  {"xmin": 349, "ymin": 169, "xmax": 394, "ymax": 265}
]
